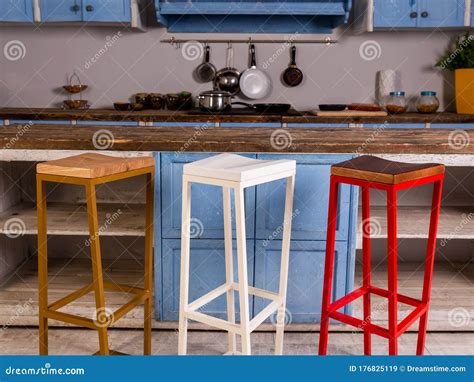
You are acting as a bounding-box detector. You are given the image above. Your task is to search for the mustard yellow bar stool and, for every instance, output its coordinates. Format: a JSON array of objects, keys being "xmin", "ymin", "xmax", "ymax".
[{"xmin": 36, "ymin": 153, "xmax": 155, "ymax": 355}]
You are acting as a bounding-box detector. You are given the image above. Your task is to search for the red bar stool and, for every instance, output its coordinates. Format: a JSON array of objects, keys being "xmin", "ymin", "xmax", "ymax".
[{"xmin": 319, "ymin": 155, "xmax": 445, "ymax": 356}]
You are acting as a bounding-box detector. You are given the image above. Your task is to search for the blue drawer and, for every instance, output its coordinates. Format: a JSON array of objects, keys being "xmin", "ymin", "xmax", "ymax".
[
  {"xmin": 76, "ymin": 120, "xmax": 139, "ymax": 126},
  {"xmin": 220, "ymin": 123, "xmax": 281, "ymax": 128},
  {"xmin": 364, "ymin": 124, "xmax": 425, "ymax": 129},
  {"xmin": 431, "ymin": 124, "xmax": 474, "ymax": 129},
  {"xmin": 161, "ymin": 153, "xmax": 256, "ymax": 239},
  {"xmin": 160, "ymin": 239, "xmax": 255, "ymax": 321},
  {"xmin": 287, "ymin": 123, "xmax": 349, "ymax": 128},
  {"xmin": 9, "ymin": 119, "xmax": 71, "ymax": 125}
]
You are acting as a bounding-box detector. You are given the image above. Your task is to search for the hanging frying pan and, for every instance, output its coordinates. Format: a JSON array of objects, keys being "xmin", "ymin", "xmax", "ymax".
[
  {"xmin": 239, "ymin": 44, "xmax": 271, "ymax": 99},
  {"xmin": 213, "ymin": 45, "xmax": 241, "ymax": 96},
  {"xmin": 282, "ymin": 45, "xmax": 303, "ymax": 87},
  {"xmin": 232, "ymin": 102, "xmax": 292, "ymax": 114},
  {"xmin": 195, "ymin": 45, "xmax": 217, "ymax": 83}
]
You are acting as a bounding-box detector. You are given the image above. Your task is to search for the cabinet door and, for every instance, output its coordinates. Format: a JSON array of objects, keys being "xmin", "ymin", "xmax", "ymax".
[
  {"xmin": 255, "ymin": 154, "xmax": 352, "ymax": 241},
  {"xmin": 39, "ymin": 0, "xmax": 82, "ymax": 21},
  {"xmin": 418, "ymin": 0, "xmax": 465, "ymax": 27},
  {"xmin": 373, "ymin": 0, "xmax": 417, "ymax": 28},
  {"xmin": 160, "ymin": 239, "xmax": 255, "ymax": 321},
  {"xmin": 83, "ymin": 0, "xmax": 131, "ymax": 22},
  {"xmin": 0, "ymin": 0, "xmax": 34, "ymax": 22},
  {"xmin": 161, "ymin": 153, "xmax": 256, "ymax": 239},
  {"xmin": 254, "ymin": 240, "xmax": 349, "ymax": 323}
]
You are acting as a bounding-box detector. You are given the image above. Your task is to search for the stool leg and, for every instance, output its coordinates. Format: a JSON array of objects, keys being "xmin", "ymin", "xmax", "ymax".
[
  {"xmin": 319, "ymin": 176, "xmax": 339, "ymax": 355},
  {"xmin": 361, "ymin": 187, "xmax": 372, "ymax": 355},
  {"xmin": 37, "ymin": 176, "xmax": 48, "ymax": 355},
  {"xmin": 144, "ymin": 171, "xmax": 155, "ymax": 355},
  {"xmin": 275, "ymin": 175, "xmax": 295, "ymax": 355},
  {"xmin": 235, "ymin": 187, "xmax": 251, "ymax": 355},
  {"xmin": 387, "ymin": 188, "xmax": 398, "ymax": 356},
  {"xmin": 417, "ymin": 179, "xmax": 443, "ymax": 355},
  {"xmin": 178, "ymin": 178, "xmax": 192, "ymax": 355},
  {"xmin": 223, "ymin": 187, "xmax": 237, "ymax": 354},
  {"xmin": 86, "ymin": 183, "xmax": 110, "ymax": 356}
]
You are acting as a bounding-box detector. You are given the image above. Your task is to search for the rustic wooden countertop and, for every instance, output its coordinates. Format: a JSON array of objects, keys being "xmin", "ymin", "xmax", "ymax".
[
  {"xmin": 1, "ymin": 124, "xmax": 473, "ymax": 154},
  {"xmin": 1, "ymin": 108, "xmax": 474, "ymax": 124}
]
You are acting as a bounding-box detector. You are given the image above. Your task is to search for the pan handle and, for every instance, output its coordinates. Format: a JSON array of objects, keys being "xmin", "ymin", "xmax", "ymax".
[
  {"xmin": 232, "ymin": 101, "xmax": 255, "ymax": 109},
  {"xmin": 204, "ymin": 45, "xmax": 210, "ymax": 63},
  {"xmin": 226, "ymin": 46, "xmax": 234, "ymax": 68},
  {"xmin": 290, "ymin": 45, "xmax": 297, "ymax": 66},
  {"xmin": 249, "ymin": 44, "xmax": 256, "ymax": 68}
]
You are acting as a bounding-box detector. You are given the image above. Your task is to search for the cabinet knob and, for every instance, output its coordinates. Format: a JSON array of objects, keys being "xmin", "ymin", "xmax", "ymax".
[
  {"xmin": 85, "ymin": 5, "xmax": 94, "ymax": 12},
  {"xmin": 421, "ymin": 11, "xmax": 429, "ymax": 18},
  {"xmin": 71, "ymin": 4, "xmax": 80, "ymax": 12},
  {"xmin": 410, "ymin": 11, "xmax": 418, "ymax": 18}
]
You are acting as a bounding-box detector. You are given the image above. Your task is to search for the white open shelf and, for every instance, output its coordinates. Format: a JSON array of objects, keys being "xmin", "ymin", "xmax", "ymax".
[{"xmin": 0, "ymin": 202, "xmax": 146, "ymax": 237}]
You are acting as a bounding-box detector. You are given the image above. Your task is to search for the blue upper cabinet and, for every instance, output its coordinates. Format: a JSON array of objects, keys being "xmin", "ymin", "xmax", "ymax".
[
  {"xmin": 373, "ymin": 0, "xmax": 417, "ymax": 28},
  {"xmin": 83, "ymin": 0, "xmax": 131, "ymax": 22},
  {"xmin": 0, "ymin": 0, "xmax": 34, "ymax": 22},
  {"xmin": 155, "ymin": 0, "xmax": 353, "ymax": 33},
  {"xmin": 356, "ymin": 0, "xmax": 469, "ymax": 31},
  {"xmin": 417, "ymin": 0, "xmax": 465, "ymax": 28},
  {"xmin": 39, "ymin": 0, "xmax": 82, "ymax": 22}
]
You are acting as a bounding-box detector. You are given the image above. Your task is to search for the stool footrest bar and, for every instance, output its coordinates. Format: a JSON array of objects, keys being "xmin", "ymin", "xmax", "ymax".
[
  {"xmin": 232, "ymin": 283, "xmax": 280, "ymax": 301},
  {"xmin": 44, "ymin": 309, "xmax": 97, "ymax": 330},
  {"xmin": 48, "ymin": 283, "xmax": 94, "ymax": 311},
  {"xmin": 329, "ymin": 287, "xmax": 368, "ymax": 312},
  {"xmin": 329, "ymin": 311, "xmax": 389, "ymax": 339},
  {"xmin": 186, "ymin": 310, "xmax": 241, "ymax": 334},
  {"xmin": 103, "ymin": 281, "xmax": 146, "ymax": 295},
  {"xmin": 397, "ymin": 303, "xmax": 427, "ymax": 335},
  {"xmin": 188, "ymin": 283, "xmax": 229, "ymax": 312},
  {"xmin": 370, "ymin": 286, "xmax": 422, "ymax": 307},
  {"xmin": 112, "ymin": 291, "xmax": 149, "ymax": 323},
  {"xmin": 249, "ymin": 300, "xmax": 282, "ymax": 332}
]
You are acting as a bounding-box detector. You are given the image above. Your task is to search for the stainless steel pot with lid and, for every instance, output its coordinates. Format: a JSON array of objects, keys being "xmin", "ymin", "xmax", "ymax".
[{"xmin": 198, "ymin": 90, "xmax": 233, "ymax": 112}]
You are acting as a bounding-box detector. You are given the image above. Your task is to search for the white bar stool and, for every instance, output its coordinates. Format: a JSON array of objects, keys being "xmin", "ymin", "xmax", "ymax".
[{"xmin": 178, "ymin": 153, "xmax": 296, "ymax": 355}]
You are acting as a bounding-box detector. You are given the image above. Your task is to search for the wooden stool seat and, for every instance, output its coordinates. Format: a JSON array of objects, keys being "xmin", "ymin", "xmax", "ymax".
[
  {"xmin": 37, "ymin": 153, "xmax": 155, "ymax": 179},
  {"xmin": 331, "ymin": 155, "xmax": 445, "ymax": 184}
]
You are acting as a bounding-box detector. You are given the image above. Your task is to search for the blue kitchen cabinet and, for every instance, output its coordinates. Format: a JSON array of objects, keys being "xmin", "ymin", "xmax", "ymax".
[
  {"xmin": 161, "ymin": 153, "xmax": 256, "ymax": 239},
  {"xmin": 364, "ymin": 123, "xmax": 425, "ymax": 128},
  {"xmin": 417, "ymin": 0, "xmax": 465, "ymax": 28},
  {"xmin": 431, "ymin": 123, "xmax": 474, "ymax": 128},
  {"xmin": 0, "ymin": 0, "xmax": 34, "ymax": 22},
  {"xmin": 255, "ymin": 154, "xmax": 353, "ymax": 241},
  {"xmin": 39, "ymin": 0, "xmax": 82, "ymax": 21},
  {"xmin": 373, "ymin": 0, "xmax": 466, "ymax": 28},
  {"xmin": 160, "ymin": 239, "xmax": 255, "ymax": 320},
  {"xmin": 76, "ymin": 120, "xmax": 139, "ymax": 126},
  {"xmin": 373, "ymin": 0, "xmax": 417, "ymax": 28},
  {"xmin": 9, "ymin": 119, "xmax": 72, "ymax": 125},
  {"xmin": 472, "ymin": 2, "xmax": 473, "ymax": 27},
  {"xmin": 82, "ymin": 0, "xmax": 131, "ymax": 22},
  {"xmin": 155, "ymin": 0, "xmax": 352, "ymax": 33},
  {"xmin": 254, "ymin": 240, "xmax": 351, "ymax": 322}
]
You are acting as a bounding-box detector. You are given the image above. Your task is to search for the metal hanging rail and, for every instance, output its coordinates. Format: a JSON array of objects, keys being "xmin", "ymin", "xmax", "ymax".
[{"xmin": 160, "ymin": 37, "xmax": 338, "ymax": 46}]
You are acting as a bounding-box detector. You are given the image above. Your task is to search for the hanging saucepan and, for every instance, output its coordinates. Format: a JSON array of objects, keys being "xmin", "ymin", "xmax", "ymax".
[
  {"xmin": 213, "ymin": 45, "xmax": 241, "ymax": 96},
  {"xmin": 239, "ymin": 44, "xmax": 271, "ymax": 99},
  {"xmin": 282, "ymin": 45, "xmax": 303, "ymax": 87},
  {"xmin": 232, "ymin": 102, "xmax": 292, "ymax": 114},
  {"xmin": 195, "ymin": 45, "xmax": 217, "ymax": 83}
]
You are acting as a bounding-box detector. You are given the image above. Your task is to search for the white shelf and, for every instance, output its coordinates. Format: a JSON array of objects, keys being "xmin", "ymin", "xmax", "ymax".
[
  {"xmin": 357, "ymin": 205, "xmax": 474, "ymax": 247},
  {"xmin": 0, "ymin": 202, "xmax": 147, "ymax": 237}
]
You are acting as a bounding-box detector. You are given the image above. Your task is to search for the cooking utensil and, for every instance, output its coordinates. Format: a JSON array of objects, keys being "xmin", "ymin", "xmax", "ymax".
[
  {"xmin": 348, "ymin": 103, "xmax": 382, "ymax": 112},
  {"xmin": 195, "ymin": 45, "xmax": 217, "ymax": 83},
  {"xmin": 283, "ymin": 45, "xmax": 303, "ymax": 87},
  {"xmin": 63, "ymin": 85, "xmax": 88, "ymax": 94},
  {"xmin": 232, "ymin": 102, "xmax": 292, "ymax": 114},
  {"xmin": 63, "ymin": 99, "xmax": 89, "ymax": 109},
  {"xmin": 213, "ymin": 46, "xmax": 241, "ymax": 96},
  {"xmin": 319, "ymin": 104, "xmax": 347, "ymax": 111},
  {"xmin": 198, "ymin": 90, "xmax": 233, "ymax": 112},
  {"xmin": 239, "ymin": 44, "xmax": 271, "ymax": 100}
]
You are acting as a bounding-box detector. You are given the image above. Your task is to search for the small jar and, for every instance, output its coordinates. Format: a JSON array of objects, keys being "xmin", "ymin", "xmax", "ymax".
[
  {"xmin": 166, "ymin": 93, "xmax": 181, "ymax": 110},
  {"xmin": 416, "ymin": 91, "xmax": 439, "ymax": 114},
  {"xmin": 149, "ymin": 93, "xmax": 163, "ymax": 110},
  {"xmin": 179, "ymin": 91, "xmax": 193, "ymax": 110},
  {"xmin": 135, "ymin": 93, "xmax": 150, "ymax": 108},
  {"xmin": 385, "ymin": 91, "xmax": 407, "ymax": 114}
]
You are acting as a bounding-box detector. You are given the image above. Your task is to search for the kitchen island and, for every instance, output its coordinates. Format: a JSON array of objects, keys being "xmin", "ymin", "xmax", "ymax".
[{"xmin": 0, "ymin": 110, "xmax": 472, "ymax": 328}]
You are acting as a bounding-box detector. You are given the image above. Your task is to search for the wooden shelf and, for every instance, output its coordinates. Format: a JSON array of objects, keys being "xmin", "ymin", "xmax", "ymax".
[
  {"xmin": 357, "ymin": 205, "xmax": 474, "ymax": 242},
  {"xmin": 0, "ymin": 202, "xmax": 146, "ymax": 237}
]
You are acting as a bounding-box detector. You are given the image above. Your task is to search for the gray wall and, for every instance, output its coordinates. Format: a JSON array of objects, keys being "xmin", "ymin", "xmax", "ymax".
[{"xmin": 0, "ymin": 25, "xmax": 458, "ymax": 110}]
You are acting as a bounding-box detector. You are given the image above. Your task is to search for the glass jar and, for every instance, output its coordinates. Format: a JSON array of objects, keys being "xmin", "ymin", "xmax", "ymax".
[
  {"xmin": 416, "ymin": 91, "xmax": 439, "ymax": 114},
  {"xmin": 385, "ymin": 91, "xmax": 407, "ymax": 114}
]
